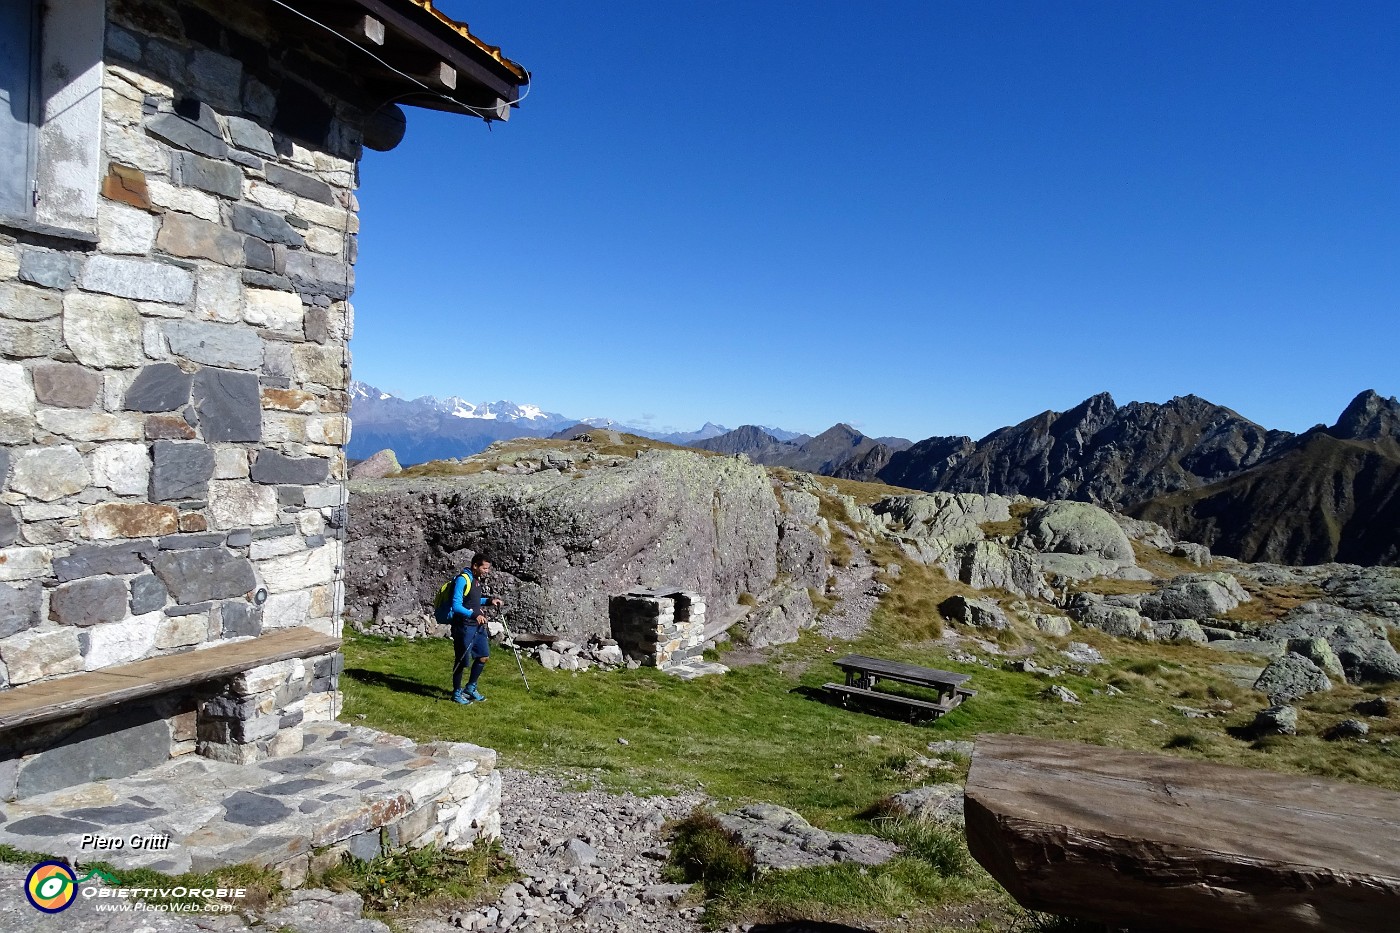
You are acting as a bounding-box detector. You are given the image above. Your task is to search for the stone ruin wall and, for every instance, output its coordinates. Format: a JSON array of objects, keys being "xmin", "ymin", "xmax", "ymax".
[
  {"xmin": 0, "ymin": 0, "xmax": 379, "ymax": 782},
  {"xmin": 609, "ymin": 590, "xmax": 707, "ymax": 670}
]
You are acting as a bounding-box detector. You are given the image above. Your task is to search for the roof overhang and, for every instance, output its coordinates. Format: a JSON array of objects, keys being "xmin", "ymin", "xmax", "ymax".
[{"xmin": 274, "ymin": 0, "xmax": 528, "ymax": 123}]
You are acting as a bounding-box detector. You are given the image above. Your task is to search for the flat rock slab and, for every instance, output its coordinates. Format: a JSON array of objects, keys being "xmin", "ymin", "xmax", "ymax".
[
  {"xmin": 964, "ymin": 734, "xmax": 1400, "ymax": 933},
  {"xmin": 662, "ymin": 660, "xmax": 729, "ymax": 680},
  {"xmin": 0, "ymin": 722, "xmax": 495, "ymax": 876},
  {"xmin": 716, "ymin": 803, "xmax": 898, "ymax": 870}
]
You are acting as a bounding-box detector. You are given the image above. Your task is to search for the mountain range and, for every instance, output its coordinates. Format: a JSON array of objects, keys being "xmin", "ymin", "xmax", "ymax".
[
  {"xmin": 677, "ymin": 390, "xmax": 1400, "ymax": 567},
  {"xmin": 346, "ymin": 382, "xmax": 799, "ymax": 464},
  {"xmin": 349, "ymin": 381, "xmax": 1400, "ymax": 567}
]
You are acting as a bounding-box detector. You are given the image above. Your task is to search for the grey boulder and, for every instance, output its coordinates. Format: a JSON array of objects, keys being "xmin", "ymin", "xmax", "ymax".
[{"xmin": 1253, "ymin": 653, "xmax": 1332, "ymax": 704}]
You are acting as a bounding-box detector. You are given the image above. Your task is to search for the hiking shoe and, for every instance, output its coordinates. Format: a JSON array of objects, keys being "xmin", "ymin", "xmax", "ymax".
[
  {"xmin": 451, "ymin": 689, "xmax": 473, "ymax": 705},
  {"xmin": 465, "ymin": 685, "xmax": 486, "ymax": 703}
]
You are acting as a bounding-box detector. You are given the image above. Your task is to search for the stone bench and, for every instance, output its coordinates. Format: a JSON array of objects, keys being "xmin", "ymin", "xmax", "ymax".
[{"xmin": 0, "ymin": 628, "xmax": 342, "ymax": 800}]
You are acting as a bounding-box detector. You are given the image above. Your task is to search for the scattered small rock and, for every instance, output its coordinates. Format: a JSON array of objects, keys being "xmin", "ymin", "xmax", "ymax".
[
  {"xmin": 1041, "ymin": 685, "xmax": 1081, "ymax": 704},
  {"xmin": 1325, "ymin": 719, "xmax": 1370, "ymax": 741},
  {"xmin": 1253, "ymin": 705, "xmax": 1298, "ymax": 736}
]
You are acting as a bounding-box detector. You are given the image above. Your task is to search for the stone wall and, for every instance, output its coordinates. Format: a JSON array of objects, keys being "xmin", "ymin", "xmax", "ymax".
[
  {"xmin": 609, "ymin": 589, "xmax": 707, "ymax": 670},
  {"xmin": 0, "ymin": 0, "xmax": 366, "ymax": 697}
]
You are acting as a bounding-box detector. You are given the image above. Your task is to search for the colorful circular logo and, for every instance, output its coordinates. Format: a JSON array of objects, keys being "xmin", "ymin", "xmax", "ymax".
[{"xmin": 25, "ymin": 862, "xmax": 76, "ymax": 913}]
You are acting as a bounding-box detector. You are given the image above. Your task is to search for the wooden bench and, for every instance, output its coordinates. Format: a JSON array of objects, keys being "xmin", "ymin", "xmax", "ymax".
[
  {"xmin": 822, "ymin": 682, "xmax": 954, "ymax": 722},
  {"xmin": 822, "ymin": 654, "xmax": 974, "ymax": 722},
  {"xmin": 965, "ymin": 734, "xmax": 1400, "ymax": 932},
  {"xmin": 0, "ymin": 627, "xmax": 341, "ymax": 732}
]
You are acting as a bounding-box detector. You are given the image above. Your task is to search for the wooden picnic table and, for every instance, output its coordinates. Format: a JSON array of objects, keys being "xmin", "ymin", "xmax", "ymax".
[{"xmin": 823, "ymin": 654, "xmax": 975, "ymax": 722}]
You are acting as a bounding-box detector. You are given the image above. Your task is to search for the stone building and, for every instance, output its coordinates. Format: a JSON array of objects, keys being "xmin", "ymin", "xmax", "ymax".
[{"xmin": 0, "ymin": 0, "xmax": 525, "ymax": 815}]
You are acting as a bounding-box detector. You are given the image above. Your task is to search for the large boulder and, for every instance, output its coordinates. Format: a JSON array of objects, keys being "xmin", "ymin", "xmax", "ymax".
[
  {"xmin": 1020, "ymin": 501, "xmax": 1135, "ymax": 564},
  {"xmin": 1065, "ymin": 593, "xmax": 1155, "ymax": 641},
  {"xmin": 1139, "ymin": 573, "xmax": 1250, "ymax": 621},
  {"xmin": 954, "ymin": 541, "xmax": 1053, "ymax": 600},
  {"xmin": 736, "ymin": 584, "xmax": 816, "ymax": 648},
  {"xmin": 886, "ymin": 784, "xmax": 965, "ymax": 827},
  {"xmin": 346, "ymin": 448, "xmax": 810, "ymax": 638},
  {"xmin": 1253, "ymin": 653, "xmax": 1332, "ymax": 703},
  {"xmin": 1154, "ymin": 619, "xmax": 1208, "ymax": 644},
  {"xmin": 349, "ymin": 448, "xmax": 400, "ymax": 479},
  {"xmin": 1270, "ymin": 601, "xmax": 1400, "ymax": 683},
  {"xmin": 940, "ymin": 595, "xmax": 1012, "ymax": 631},
  {"xmin": 872, "ymin": 492, "xmax": 1016, "ymax": 565},
  {"xmin": 1320, "ymin": 566, "xmax": 1400, "ymax": 625}
]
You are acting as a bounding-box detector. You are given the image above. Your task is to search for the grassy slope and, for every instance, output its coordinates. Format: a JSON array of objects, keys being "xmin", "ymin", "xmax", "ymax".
[
  {"xmin": 341, "ymin": 472, "xmax": 1400, "ymax": 929},
  {"xmin": 1133, "ymin": 433, "xmax": 1400, "ymax": 565}
]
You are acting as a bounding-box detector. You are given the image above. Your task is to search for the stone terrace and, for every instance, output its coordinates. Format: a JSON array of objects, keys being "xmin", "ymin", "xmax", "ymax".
[{"xmin": 0, "ymin": 722, "xmax": 500, "ymax": 885}]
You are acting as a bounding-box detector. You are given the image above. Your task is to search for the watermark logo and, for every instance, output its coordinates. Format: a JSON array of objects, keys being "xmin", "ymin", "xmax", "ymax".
[{"xmin": 24, "ymin": 862, "xmax": 76, "ymax": 913}]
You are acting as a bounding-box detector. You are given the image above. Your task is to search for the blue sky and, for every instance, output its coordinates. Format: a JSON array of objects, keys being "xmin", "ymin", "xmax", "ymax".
[{"xmin": 350, "ymin": 1, "xmax": 1400, "ymax": 441}]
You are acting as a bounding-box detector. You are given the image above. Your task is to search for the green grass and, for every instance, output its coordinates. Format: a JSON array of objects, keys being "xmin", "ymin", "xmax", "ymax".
[
  {"xmin": 313, "ymin": 841, "xmax": 515, "ymax": 919},
  {"xmin": 340, "ymin": 473, "xmax": 1400, "ymax": 928}
]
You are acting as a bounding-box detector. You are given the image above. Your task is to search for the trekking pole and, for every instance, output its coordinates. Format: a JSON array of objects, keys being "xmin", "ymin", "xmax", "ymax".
[{"xmin": 496, "ymin": 608, "xmax": 530, "ymax": 692}]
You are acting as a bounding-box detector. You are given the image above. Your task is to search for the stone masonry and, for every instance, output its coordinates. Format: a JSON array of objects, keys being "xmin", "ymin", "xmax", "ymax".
[
  {"xmin": 0, "ymin": 0, "xmax": 373, "ymax": 774},
  {"xmin": 609, "ymin": 590, "xmax": 707, "ymax": 670},
  {"xmin": 0, "ymin": 722, "xmax": 501, "ymax": 885}
]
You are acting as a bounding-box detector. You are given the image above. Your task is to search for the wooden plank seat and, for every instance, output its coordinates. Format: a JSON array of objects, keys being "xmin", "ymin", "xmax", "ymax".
[
  {"xmin": 965, "ymin": 734, "xmax": 1400, "ymax": 932},
  {"xmin": 822, "ymin": 682, "xmax": 954, "ymax": 722},
  {"xmin": 0, "ymin": 627, "xmax": 341, "ymax": 732}
]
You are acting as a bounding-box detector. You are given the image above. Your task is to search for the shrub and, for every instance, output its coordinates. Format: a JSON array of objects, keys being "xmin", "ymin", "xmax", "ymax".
[
  {"xmin": 1164, "ymin": 732, "xmax": 1207, "ymax": 751},
  {"xmin": 665, "ymin": 810, "xmax": 755, "ymax": 893}
]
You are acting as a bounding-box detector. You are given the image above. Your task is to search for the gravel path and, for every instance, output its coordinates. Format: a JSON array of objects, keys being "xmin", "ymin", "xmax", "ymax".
[
  {"xmin": 815, "ymin": 523, "xmax": 886, "ymax": 641},
  {"xmin": 407, "ymin": 768, "xmax": 710, "ymax": 933}
]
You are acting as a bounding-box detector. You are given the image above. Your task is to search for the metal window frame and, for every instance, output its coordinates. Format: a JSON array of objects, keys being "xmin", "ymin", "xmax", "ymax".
[{"xmin": 0, "ymin": 0, "xmax": 42, "ymax": 224}]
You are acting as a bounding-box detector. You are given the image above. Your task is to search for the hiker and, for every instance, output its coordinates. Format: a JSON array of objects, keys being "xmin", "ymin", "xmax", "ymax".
[{"xmin": 436, "ymin": 554, "xmax": 503, "ymax": 705}]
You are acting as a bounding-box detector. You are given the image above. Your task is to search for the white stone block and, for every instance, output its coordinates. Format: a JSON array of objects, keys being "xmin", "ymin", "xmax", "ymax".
[
  {"xmin": 213, "ymin": 447, "xmax": 249, "ymax": 479},
  {"xmin": 0, "ymin": 362, "xmax": 36, "ymax": 444},
  {"xmin": 84, "ymin": 612, "xmax": 160, "ymax": 669},
  {"xmin": 244, "ymin": 288, "xmax": 304, "ymax": 334},
  {"xmin": 0, "ymin": 546, "xmax": 52, "ymax": 582},
  {"xmin": 155, "ymin": 613, "xmax": 206, "ymax": 649},
  {"xmin": 257, "ymin": 545, "xmax": 335, "ymax": 594},
  {"xmin": 147, "ymin": 179, "xmax": 220, "ymax": 222},
  {"xmin": 232, "ymin": 659, "xmax": 295, "ymax": 695},
  {"xmin": 63, "ymin": 291, "xmax": 146, "ymax": 366},
  {"xmin": 405, "ymin": 768, "xmax": 455, "ymax": 806},
  {"xmin": 303, "ymin": 485, "xmax": 345, "ymax": 509},
  {"xmin": 37, "ymin": 410, "xmax": 142, "ymax": 442},
  {"xmin": 262, "ymin": 590, "xmax": 310, "ymax": 629},
  {"xmin": 103, "ymin": 125, "xmax": 167, "ymax": 174},
  {"xmin": 18, "ymin": 501, "xmax": 78, "ymax": 521},
  {"xmin": 11, "ymin": 446, "xmax": 90, "ymax": 501},
  {"xmin": 250, "ymin": 535, "xmax": 305, "ymax": 560},
  {"xmin": 98, "ymin": 201, "xmax": 157, "ymax": 254},
  {"xmin": 303, "ymin": 689, "xmax": 342, "ymax": 722},
  {"xmin": 78, "ymin": 258, "xmax": 193, "ymax": 306},
  {"xmin": 305, "ymin": 226, "xmax": 343, "ymax": 256},
  {"xmin": 1, "ymin": 627, "xmax": 82, "ymax": 684},
  {"xmin": 195, "ymin": 266, "xmax": 243, "ymax": 323},
  {"xmin": 245, "ymin": 180, "xmax": 296, "ymax": 212},
  {"xmin": 208, "ymin": 480, "xmax": 278, "ymax": 529},
  {"xmin": 296, "ymin": 510, "xmax": 324, "ymax": 536}
]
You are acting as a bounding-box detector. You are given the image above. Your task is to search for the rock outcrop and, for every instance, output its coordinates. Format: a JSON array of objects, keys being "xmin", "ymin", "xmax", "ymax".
[
  {"xmin": 715, "ymin": 803, "xmax": 899, "ymax": 870},
  {"xmin": 346, "ymin": 446, "xmax": 829, "ymax": 641}
]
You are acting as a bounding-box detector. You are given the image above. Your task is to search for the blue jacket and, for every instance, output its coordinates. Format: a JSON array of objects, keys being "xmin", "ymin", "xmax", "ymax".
[{"xmin": 438, "ymin": 570, "xmax": 488, "ymax": 625}]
